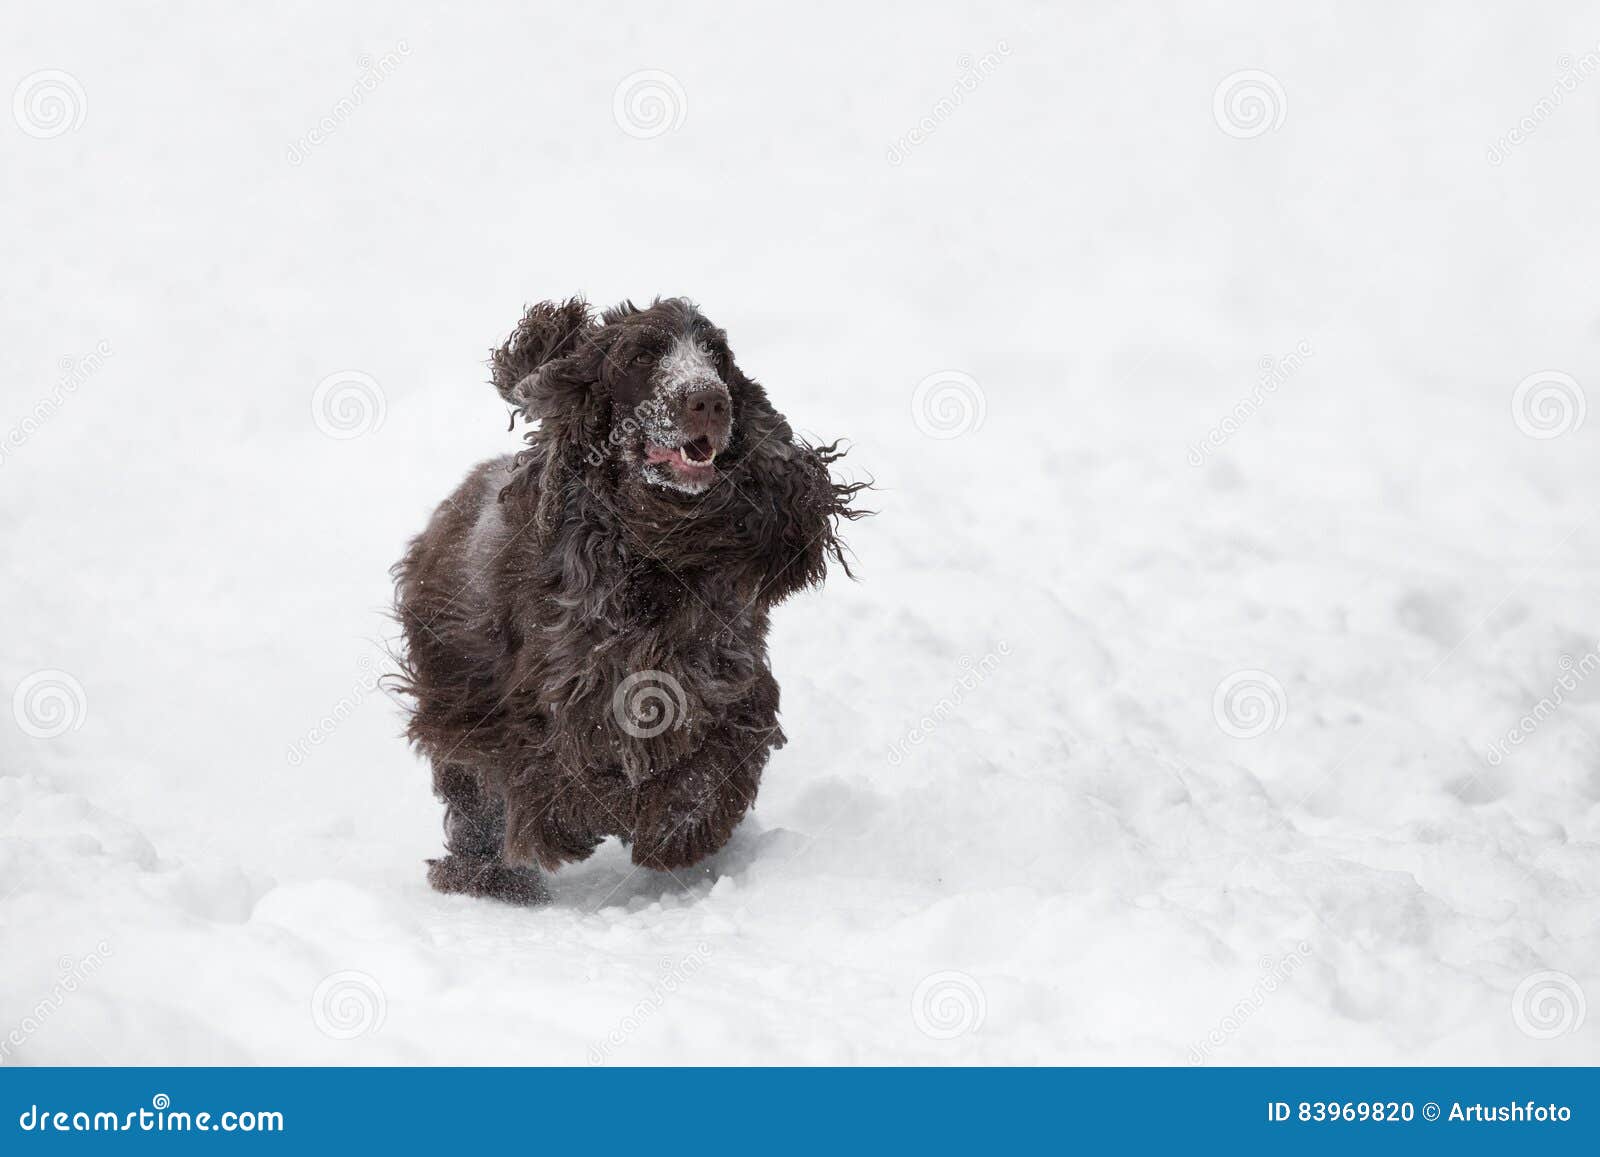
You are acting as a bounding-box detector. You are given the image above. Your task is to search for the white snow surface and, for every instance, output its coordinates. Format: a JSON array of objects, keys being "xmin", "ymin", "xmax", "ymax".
[{"xmin": 3, "ymin": 2, "xmax": 1599, "ymax": 1064}]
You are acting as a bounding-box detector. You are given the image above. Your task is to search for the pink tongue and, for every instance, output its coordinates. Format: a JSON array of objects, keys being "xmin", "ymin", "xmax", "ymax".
[{"xmin": 645, "ymin": 444, "xmax": 711, "ymax": 470}]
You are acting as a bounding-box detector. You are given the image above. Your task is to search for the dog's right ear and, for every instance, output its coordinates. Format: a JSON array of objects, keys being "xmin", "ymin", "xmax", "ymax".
[
  {"xmin": 491, "ymin": 299, "xmax": 611, "ymax": 545},
  {"xmin": 489, "ymin": 298, "xmax": 597, "ymax": 410}
]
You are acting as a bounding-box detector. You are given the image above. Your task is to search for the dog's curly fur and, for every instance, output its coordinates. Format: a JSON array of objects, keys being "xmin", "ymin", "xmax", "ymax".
[{"xmin": 392, "ymin": 297, "xmax": 865, "ymax": 904}]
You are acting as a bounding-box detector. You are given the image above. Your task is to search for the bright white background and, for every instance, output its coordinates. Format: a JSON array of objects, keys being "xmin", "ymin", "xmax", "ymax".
[{"xmin": 2, "ymin": 2, "xmax": 1597, "ymax": 1064}]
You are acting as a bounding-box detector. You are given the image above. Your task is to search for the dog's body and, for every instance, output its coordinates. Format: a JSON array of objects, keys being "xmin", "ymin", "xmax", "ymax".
[{"xmin": 393, "ymin": 298, "xmax": 862, "ymax": 904}]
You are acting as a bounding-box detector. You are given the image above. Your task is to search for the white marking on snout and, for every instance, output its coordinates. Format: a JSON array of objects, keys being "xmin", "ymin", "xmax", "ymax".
[
  {"xmin": 656, "ymin": 336, "xmax": 720, "ymax": 396},
  {"xmin": 632, "ymin": 335, "xmax": 729, "ymax": 449}
]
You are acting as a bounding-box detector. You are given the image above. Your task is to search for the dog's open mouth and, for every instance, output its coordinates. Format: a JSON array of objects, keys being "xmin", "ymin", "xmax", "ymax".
[{"xmin": 645, "ymin": 437, "xmax": 718, "ymax": 485}]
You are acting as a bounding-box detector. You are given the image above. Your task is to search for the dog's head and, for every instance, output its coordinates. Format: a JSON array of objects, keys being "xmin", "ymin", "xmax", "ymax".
[
  {"xmin": 595, "ymin": 298, "xmax": 739, "ymax": 496},
  {"xmin": 490, "ymin": 294, "xmax": 866, "ymax": 588},
  {"xmin": 493, "ymin": 297, "xmax": 790, "ymax": 533}
]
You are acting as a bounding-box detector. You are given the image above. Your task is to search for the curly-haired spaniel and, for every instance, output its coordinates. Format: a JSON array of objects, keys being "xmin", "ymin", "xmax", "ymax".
[{"xmin": 393, "ymin": 297, "xmax": 864, "ymax": 905}]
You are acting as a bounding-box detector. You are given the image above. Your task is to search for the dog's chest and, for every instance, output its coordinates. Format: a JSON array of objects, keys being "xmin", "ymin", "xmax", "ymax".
[
  {"xmin": 619, "ymin": 561, "xmax": 753, "ymax": 633},
  {"xmin": 609, "ymin": 566, "xmax": 766, "ymax": 680}
]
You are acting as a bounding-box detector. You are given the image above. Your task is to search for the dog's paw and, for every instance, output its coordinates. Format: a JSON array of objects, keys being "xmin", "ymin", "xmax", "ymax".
[
  {"xmin": 629, "ymin": 811, "xmax": 730, "ymax": 872},
  {"xmin": 629, "ymin": 831, "xmax": 700, "ymax": 872},
  {"xmin": 427, "ymin": 854, "xmax": 550, "ymax": 906},
  {"xmin": 630, "ymin": 772, "xmax": 751, "ymax": 871}
]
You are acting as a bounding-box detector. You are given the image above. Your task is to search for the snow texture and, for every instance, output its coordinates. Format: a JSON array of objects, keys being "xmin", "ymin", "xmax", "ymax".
[{"xmin": 2, "ymin": 2, "xmax": 1598, "ymax": 1064}]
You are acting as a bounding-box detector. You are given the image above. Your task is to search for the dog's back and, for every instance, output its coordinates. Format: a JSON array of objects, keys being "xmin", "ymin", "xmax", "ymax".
[{"xmin": 393, "ymin": 454, "xmax": 524, "ymax": 769}]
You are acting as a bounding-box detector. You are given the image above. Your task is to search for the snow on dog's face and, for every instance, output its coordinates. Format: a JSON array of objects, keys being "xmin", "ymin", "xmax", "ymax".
[{"xmin": 603, "ymin": 301, "xmax": 737, "ymax": 496}]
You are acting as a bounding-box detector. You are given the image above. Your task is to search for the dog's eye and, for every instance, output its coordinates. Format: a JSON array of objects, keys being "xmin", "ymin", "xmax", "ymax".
[{"xmin": 631, "ymin": 351, "xmax": 652, "ymax": 365}]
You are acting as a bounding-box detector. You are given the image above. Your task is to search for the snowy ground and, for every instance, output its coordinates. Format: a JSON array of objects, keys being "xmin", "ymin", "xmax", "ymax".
[{"xmin": 3, "ymin": 2, "xmax": 1598, "ymax": 1064}]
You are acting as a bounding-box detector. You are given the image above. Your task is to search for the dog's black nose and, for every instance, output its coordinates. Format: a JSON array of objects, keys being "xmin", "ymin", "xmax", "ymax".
[
  {"xmin": 685, "ymin": 387, "xmax": 728, "ymax": 419},
  {"xmin": 682, "ymin": 386, "xmax": 731, "ymax": 438}
]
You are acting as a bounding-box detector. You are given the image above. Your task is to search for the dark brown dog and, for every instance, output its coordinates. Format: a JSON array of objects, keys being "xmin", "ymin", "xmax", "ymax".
[{"xmin": 392, "ymin": 297, "xmax": 864, "ymax": 904}]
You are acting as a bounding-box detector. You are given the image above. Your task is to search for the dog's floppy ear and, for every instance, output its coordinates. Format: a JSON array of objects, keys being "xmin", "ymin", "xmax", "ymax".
[
  {"xmin": 726, "ymin": 361, "xmax": 793, "ymax": 448},
  {"xmin": 490, "ymin": 298, "xmax": 597, "ymax": 409},
  {"xmin": 490, "ymin": 299, "xmax": 610, "ymax": 543},
  {"xmin": 529, "ymin": 346, "xmax": 612, "ymax": 542},
  {"xmin": 723, "ymin": 363, "xmax": 868, "ymax": 601}
]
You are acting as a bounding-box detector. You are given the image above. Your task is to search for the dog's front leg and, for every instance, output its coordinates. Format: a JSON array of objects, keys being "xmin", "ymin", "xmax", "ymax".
[
  {"xmin": 426, "ymin": 762, "xmax": 550, "ymax": 906},
  {"xmin": 629, "ymin": 730, "xmax": 770, "ymax": 871},
  {"xmin": 501, "ymin": 762, "xmax": 633, "ymax": 873}
]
